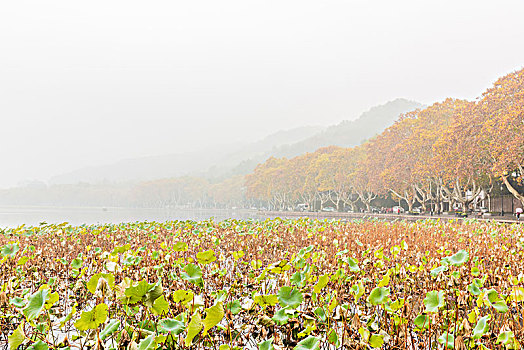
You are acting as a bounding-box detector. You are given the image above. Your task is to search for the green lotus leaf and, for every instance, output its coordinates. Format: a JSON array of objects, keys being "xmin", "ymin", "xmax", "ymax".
[
  {"xmin": 202, "ymin": 302, "xmax": 224, "ymax": 336},
  {"xmin": 17, "ymin": 256, "xmax": 29, "ymax": 266},
  {"xmin": 45, "ymin": 292, "xmax": 59, "ymax": 309},
  {"xmin": 23, "ymin": 288, "xmax": 48, "ymax": 321},
  {"xmin": 387, "ymin": 298, "xmax": 404, "ymax": 312},
  {"xmin": 449, "ymin": 250, "xmax": 469, "ymax": 266},
  {"xmin": 272, "ymin": 308, "xmax": 290, "ymax": 325},
  {"xmin": 290, "ymin": 272, "xmax": 306, "ymax": 288},
  {"xmin": 185, "ymin": 294, "xmax": 205, "ymax": 312},
  {"xmin": 472, "ymin": 315, "xmax": 490, "ymax": 339},
  {"xmin": 487, "ymin": 289, "xmax": 508, "ymax": 313},
  {"xmin": 27, "ymin": 340, "xmax": 48, "ymax": 350},
  {"xmin": 87, "ymin": 273, "xmax": 115, "ymax": 295},
  {"xmin": 314, "ymin": 307, "xmax": 326, "ymax": 321},
  {"xmin": 378, "ymin": 273, "xmax": 390, "ymax": 287},
  {"xmin": 430, "ymin": 265, "xmax": 448, "ymax": 277},
  {"xmin": 124, "ymin": 280, "xmax": 153, "ymax": 304},
  {"xmin": 491, "ymin": 300, "xmax": 508, "ymax": 313},
  {"xmin": 350, "ymin": 282, "xmax": 365, "ymax": 301},
  {"xmin": 359, "ymin": 327, "xmax": 370, "ymax": 342},
  {"xmin": 196, "ymin": 250, "xmax": 216, "ymax": 265},
  {"xmin": 294, "ymin": 256, "xmax": 306, "ymax": 269},
  {"xmin": 180, "ymin": 264, "xmax": 203, "ymax": 286},
  {"xmin": 173, "ymin": 289, "xmax": 195, "ymax": 304},
  {"xmin": 74, "ymin": 303, "xmax": 108, "ymax": 331},
  {"xmin": 368, "ymin": 287, "xmax": 390, "ymax": 306},
  {"xmin": 226, "ymin": 300, "xmax": 242, "ymax": 315},
  {"xmin": 1, "ymin": 243, "xmax": 19, "ymax": 258},
  {"xmin": 414, "ymin": 314, "xmax": 429, "ymax": 329},
  {"xmin": 347, "ymin": 257, "xmax": 360, "ymax": 272},
  {"xmin": 313, "ymin": 274, "xmax": 329, "ymax": 293},
  {"xmin": 440, "ymin": 257, "xmax": 451, "ymax": 265},
  {"xmin": 173, "ymin": 241, "xmax": 188, "ymax": 252},
  {"xmin": 122, "ymin": 255, "xmax": 141, "ymax": 266},
  {"xmin": 10, "ymin": 297, "xmax": 26, "ymax": 308},
  {"xmin": 138, "ymin": 334, "xmax": 156, "ymax": 350},
  {"xmin": 159, "ymin": 318, "xmax": 185, "ymax": 335},
  {"xmin": 424, "ymin": 290, "xmax": 445, "ymax": 313},
  {"xmin": 100, "ymin": 319, "xmax": 120, "ymax": 340},
  {"xmin": 254, "ymin": 294, "xmax": 279, "ymax": 307},
  {"xmin": 437, "ymin": 332, "xmax": 455, "ymax": 349},
  {"xmin": 70, "ymin": 258, "xmax": 83, "ymax": 269},
  {"xmin": 298, "ymin": 324, "xmax": 316, "ymax": 338},
  {"xmin": 369, "ymin": 334, "xmax": 384, "ymax": 348},
  {"xmin": 112, "ymin": 244, "xmax": 131, "ymax": 254},
  {"xmin": 8, "ymin": 321, "xmax": 25, "ymax": 350},
  {"xmin": 144, "ymin": 282, "xmax": 163, "ymax": 307},
  {"xmin": 232, "ymin": 250, "xmax": 245, "ymax": 260},
  {"xmin": 497, "ymin": 330, "xmax": 518, "ymax": 347},
  {"xmin": 468, "ymin": 282, "xmax": 481, "ymax": 296},
  {"xmin": 258, "ymin": 337, "xmax": 274, "ymax": 350},
  {"xmin": 293, "ymin": 336, "xmax": 320, "ymax": 350},
  {"xmin": 269, "ymin": 260, "xmax": 291, "ymax": 274},
  {"xmin": 277, "ymin": 286, "xmax": 303, "ymax": 309},
  {"xmin": 327, "ymin": 329, "xmax": 339, "ymax": 347},
  {"xmin": 184, "ymin": 312, "xmax": 203, "ymax": 347},
  {"xmin": 152, "ymin": 295, "xmax": 169, "ymax": 315},
  {"xmin": 212, "ymin": 289, "xmax": 228, "ymax": 303}
]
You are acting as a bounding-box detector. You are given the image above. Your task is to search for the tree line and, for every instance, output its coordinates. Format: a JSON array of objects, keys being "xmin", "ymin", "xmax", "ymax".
[
  {"xmin": 1, "ymin": 68, "xmax": 522, "ymax": 211},
  {"xmin": 0, "ymin": 176, "xmax": 247, "ymax": 209},
  {"xmin": 245, "ymin": 68, "xmax": 524, "ymax": 212}
]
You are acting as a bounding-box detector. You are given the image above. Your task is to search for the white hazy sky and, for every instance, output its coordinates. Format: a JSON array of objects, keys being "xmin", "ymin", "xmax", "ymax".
[{"xmin": 1, "ymin": 0, "xmax": 524, "ymax": 188}]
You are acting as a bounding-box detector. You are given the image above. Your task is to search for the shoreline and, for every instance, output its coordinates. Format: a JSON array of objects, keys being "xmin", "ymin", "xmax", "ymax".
[
  {"xmin": 259, "ymin": 210, "xmax": 522, "ymax": 223},
  {"xmin": 0, "ymin": 205, "xmax": 521, "ymax": 228}
]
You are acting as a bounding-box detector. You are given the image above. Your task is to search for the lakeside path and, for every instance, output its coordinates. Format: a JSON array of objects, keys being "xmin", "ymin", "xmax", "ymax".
[{"xmin": 257, "ymin": 210, "xmax": 522, "ymax": 224}]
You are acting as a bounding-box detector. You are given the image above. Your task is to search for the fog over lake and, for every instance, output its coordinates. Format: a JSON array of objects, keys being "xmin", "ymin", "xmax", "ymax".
[
  {"xmin": 2, "ymin": 0, "xmax": 524, "ymax": 190},
  {"xmin": 1, "ymin": 0, "xmax": 524, "ymax": 226}
]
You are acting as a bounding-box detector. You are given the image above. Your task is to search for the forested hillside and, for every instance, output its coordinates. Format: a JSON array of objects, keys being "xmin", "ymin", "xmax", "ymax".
[
  {"xmin": 2, "ymin": 68, "xmax": 523, "ymax": 211},
  {"xmin": 48, "ymin": 100, "xmax": 419, "ymax": 185},
  {"xmin": 0, "ymin": 98, "xmax": 420, "ymax": 207},
  {"xmin": 270, "ymin": 98, "xmax": 422, "ymax": 158},
  {"xmin": 246, "ymin": 68, "xmax": 524, "ymax": 213}
]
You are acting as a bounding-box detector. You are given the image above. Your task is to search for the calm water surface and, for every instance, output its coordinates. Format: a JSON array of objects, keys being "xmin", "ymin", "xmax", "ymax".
[{"xmin": 0, "ymin": 206, "xmax": 264, "ymax": 227}]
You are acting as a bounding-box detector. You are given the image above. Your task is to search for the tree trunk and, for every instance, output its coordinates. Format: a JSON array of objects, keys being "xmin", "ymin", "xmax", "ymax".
[{"xmin": 502, "ymin": 175, "xmax": 524, "ymax": 206}]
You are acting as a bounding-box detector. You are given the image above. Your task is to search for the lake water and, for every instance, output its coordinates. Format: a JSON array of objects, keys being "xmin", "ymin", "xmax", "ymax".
[{"xmin": 0, "ymin": 206, "xmax": 265, "ymax": 228}]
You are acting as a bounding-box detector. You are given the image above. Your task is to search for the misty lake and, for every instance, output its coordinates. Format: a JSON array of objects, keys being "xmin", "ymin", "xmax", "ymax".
[{"xmin": 0, "ymin": 206, "xmax": 265, "ymax": 228}]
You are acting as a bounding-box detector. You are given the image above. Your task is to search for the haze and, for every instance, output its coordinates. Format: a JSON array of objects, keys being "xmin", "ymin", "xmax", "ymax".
[{"xmin": 1, "ymin": 0, "xmax": 524, "ymax": 189}]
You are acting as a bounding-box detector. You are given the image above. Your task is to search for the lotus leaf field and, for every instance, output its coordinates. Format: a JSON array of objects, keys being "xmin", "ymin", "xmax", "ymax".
[{"xmin": 1, "ymin": 218, "xmax": 524, "ymax": 349}]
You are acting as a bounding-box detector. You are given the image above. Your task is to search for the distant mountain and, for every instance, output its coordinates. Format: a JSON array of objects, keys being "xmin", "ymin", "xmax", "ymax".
[
  {"xmin": 271, "ymin": 98, "xmax": 423, "ymax": 158},
  {"xmin": 210, "ymin": 98, "xmax": 423, "ymax": 178},
  {"xmin": 48, "ymin": 99, "xmax": 421, "ymax": 185},
  {"xmin": 49, "ymin": 126, "xmax": 324, "ymax": 185}
]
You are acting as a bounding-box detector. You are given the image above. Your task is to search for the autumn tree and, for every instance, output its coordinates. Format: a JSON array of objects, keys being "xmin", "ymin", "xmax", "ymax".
[
  {"xmin": 432, "ymin": 101, "xmax": 492, "ymax": 211},
  {"xmin": 366, "ymin": 114, "xmax": 420, "ymax": 211},
  {"xmin": 406, "ymin": 99, "xmax": 468, "ymax": 211},
  {"xmin": 478, "ymin": 68, "xmax": 524, "ymax": 205},
  {"xmin": 350, "ymin": 145, "xmax": 379, "ymax": 212}
]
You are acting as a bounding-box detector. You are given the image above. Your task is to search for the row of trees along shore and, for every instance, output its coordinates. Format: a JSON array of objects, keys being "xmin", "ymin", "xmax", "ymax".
[
  {"xmin": 245, "ymin": 68, "xmax": 524, "ymax": 212},
  {"xmin": 1, "ymin": 68, "xmax": 522, "ymax": 211},
  {"xmin": 0, "ymin": 176, "xmax": 247, "ymax": 209}
]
